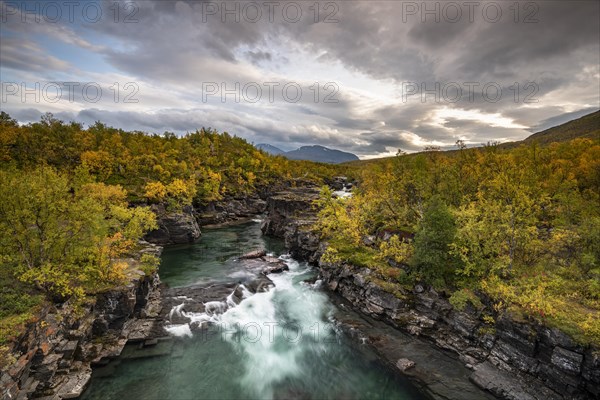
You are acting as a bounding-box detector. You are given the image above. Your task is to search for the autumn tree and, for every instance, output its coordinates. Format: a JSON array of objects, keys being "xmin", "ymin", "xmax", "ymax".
[{"xmin": 0, "ymin": 168, "xmax": 156, "ymax": 301}]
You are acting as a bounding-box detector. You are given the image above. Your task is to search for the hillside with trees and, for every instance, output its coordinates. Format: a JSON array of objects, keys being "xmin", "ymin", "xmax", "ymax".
[
  {"xmin": 523, "ymin": 110, "xmax": 600, "ymax": 146},
  {"xmin": 316, "ymin": 134, "xmax": 600, "ymax": 345},
  {"xmin": 0, "ymin": 111, "xmax": 343, "ymax": 348}
]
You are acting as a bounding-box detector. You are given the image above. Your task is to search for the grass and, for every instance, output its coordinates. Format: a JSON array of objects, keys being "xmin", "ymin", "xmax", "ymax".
[
  {"xmin": 481, "ymin": 272, "xmax": 600, "ymax": 346},
  {"xmin": 523, "ymin": 110, "xmax": 600, "ymax": 146}
]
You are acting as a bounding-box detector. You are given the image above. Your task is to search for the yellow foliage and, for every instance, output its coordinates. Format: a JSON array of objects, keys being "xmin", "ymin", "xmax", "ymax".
[
  {"xmin": 145, "ymin": 181, "xmax": 167, "ymax": 202},
  {"xmin": 379, "ymin": 235, "xmax": 414, "ymax": 265},
  {"xmin": 81, "ymin": 150, "xmax": 113, "ymax": 180}
]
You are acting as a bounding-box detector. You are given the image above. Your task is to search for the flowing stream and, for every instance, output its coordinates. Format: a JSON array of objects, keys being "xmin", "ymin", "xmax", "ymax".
[{"xmin": 82, "ymin": 221, "xmax": 427, "ymax": 400}]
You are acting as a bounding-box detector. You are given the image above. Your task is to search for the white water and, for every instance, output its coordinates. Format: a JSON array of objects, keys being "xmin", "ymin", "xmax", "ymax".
[
  {"xmin": 333, "ymin": 187, "xmax": 352, "ymax": 198},
  {"xmin": 165, "ymin": 255, "xmax": 336, "ymax": 398}
]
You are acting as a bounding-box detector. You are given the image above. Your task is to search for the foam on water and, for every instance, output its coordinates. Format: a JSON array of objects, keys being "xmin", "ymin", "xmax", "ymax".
[
  {"xmin": 165, "ymin": 285, "xmax": 248, "ymax": 335},
  {"xmin": 82, "ymin": 222, "xmax": 426, "ymax": 400},
  {"xmin": 164, "ymin": 255, "xmax": 336, "ymax": 398},
  {"xmin": 164, "ymin": 323, "xmax": 192, "ymax": 338},
  {"xmin": 333, "ymin": 189, "xmax": 352, "ymax": 198},
  {"xmin": 220, "ymin": 256, "xmax": 335, "ymax": 398}
]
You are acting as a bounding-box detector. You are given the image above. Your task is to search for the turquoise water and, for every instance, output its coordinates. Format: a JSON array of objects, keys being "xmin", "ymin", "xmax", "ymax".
[{"xmin": 82, "ymin": 221, "xmax": 426, "ymax": 400}]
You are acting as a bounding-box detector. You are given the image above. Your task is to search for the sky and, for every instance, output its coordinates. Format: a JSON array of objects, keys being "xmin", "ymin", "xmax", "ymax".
[{"xmin": 1, "ymin": 0, "xmax": 599, "ymax": 158}]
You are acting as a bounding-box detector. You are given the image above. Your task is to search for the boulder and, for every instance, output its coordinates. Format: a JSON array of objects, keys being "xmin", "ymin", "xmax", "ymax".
[
  {"xmin": 261, "ymin": 187, "xmax": 320, "ymax": 238},
  {"xmin": 239, "ymin": 249, "xmax": 267, "ymax": 259},
  {"xmin": 396, "ymin": 358, "xmax": 415, "ymax": 371}
]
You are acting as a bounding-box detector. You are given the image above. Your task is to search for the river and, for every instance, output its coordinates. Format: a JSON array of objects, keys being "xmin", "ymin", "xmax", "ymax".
[{"xmin": 81, "ymin": 220, "xmax": 427, "ymax": 400}]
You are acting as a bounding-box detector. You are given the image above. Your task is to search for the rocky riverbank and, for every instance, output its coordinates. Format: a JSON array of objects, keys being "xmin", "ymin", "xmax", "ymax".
[
  {"xmin": 261, "ymin": 186, "xmax": 600, "ymax": 400},
  {"xmin": 0, "ymin": 242, "xmax": 165, "ymax": 400}
]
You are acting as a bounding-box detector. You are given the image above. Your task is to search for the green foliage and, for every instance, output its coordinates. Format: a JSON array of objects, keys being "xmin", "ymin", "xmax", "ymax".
[
  {"xmin": 314, "ymin": 186, "xmax": 362, "ymax": 245},
  {"xmin": 0, "ymin": 313, "xmax": 37, "ymax": 346},
  {"xmin": 140, "ymin": 254, "xmax": 161, "ymax": 276},
  {"xmin": 0, "ymin": 112, "xmax": 346, "ymax": 347},
  {"xmin": 378, "ymin": 235, "xmax": 414, "ymax": 266},
  {"xmin": 411, "ymin": 196, "xmax": 460, "ymax": 286},
  {"xmin": 321, "ymin": 247, "xmax": 342, "ymax": 265},
  {"xmin": 449, "ymin": 288, "xmax": 483, "ymax": 311},
  {"xmin": 522, "ymin": 110, "xmax": 600, "ymax": 146},
  {"xmin": 0, "ymin": 114, "xmax": 344, "ymax": 204},
  {"xmin": 0, "ymin": 167, "xmax": 156, "ymax": 301}
]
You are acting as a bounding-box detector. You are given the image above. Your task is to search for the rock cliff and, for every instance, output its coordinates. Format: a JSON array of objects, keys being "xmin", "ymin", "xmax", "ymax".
[
  {"xmin": 195, "ymin": 196, "xmax": 266, "ymax": 226},
  {"xmin": 144, "ymin": 205, "xmax": 201, "ymax": 246},
  {"xmin": 320, "ymin": 262, "xmax": 600, "ymax": 400},
  {"xmin": 0, "ymin": 243, "xmax": 164, "ymax": 400},
  {"xmin": 260, "ymin": 187, "xmax": 322, "ymax": 263}
]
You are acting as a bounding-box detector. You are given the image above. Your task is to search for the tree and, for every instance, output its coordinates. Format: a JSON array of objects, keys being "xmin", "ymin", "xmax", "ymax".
[
  {"xmin": 0, "ymin": 167, "xmax": 156, "ymax": 301},
  {"xmin": 410, "ymin": 196, "xmax": 460, "ymax": 286}
]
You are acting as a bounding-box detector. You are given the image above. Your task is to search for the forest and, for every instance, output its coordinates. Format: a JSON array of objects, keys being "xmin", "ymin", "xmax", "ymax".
[
  {"xmin": 316, "ymin": 135, "xmax": 600, "ymax": 345},
  {"xmin": 0, "ymin": 111, "xmax": 340, "ymax": 347}
]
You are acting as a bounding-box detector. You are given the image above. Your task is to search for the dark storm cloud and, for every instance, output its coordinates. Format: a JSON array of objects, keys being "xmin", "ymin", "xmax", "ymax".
[
  {"xmin": 293, "ymin": 1, "xmax": 599, "ymax": 115},
  {"xmin": 359, "ymin": 131, "xmax": 416, "ymax": 153}
]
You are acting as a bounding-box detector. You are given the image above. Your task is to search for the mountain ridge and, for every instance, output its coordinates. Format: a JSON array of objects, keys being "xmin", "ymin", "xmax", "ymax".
[
  {"xmin": 256, "ymin": 143, "xmax": 286, "ymax": 155},
  {"xmin": 523, "ymin": 110, "xmax": 599, "ymax": 145},
  {"xmin": 256, "ymin": 143, "xmax": 359, "ymax": 164}
]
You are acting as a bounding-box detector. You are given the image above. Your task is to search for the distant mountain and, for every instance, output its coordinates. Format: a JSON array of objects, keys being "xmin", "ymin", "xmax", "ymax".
[
  {"xmin": 256, "ymin": 143, "xmax": 286, "ymax": 155},
  {"xmin": 255, "ymin": 143, "xmax": 359, "ymax": 163},
  {"xmin": 523, "ymin": 110, "xmax": 599, "ymax": 145},
  {"xmin": 284, "ymin": 145, "xmax": 359, "ymax": 164}
]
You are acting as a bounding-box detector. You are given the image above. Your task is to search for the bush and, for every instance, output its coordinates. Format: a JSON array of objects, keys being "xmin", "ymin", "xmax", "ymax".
[
  {"xmin": 140, "ymin": 254, "xmax": 160, "ymax": 276},
  {"xmin": 449, "ymin": 288, "xmax": 483, "ymax": 311}
]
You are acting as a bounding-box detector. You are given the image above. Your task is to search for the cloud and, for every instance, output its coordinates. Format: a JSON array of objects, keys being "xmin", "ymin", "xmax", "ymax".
[
  {"xmin": 2, "ymin": 0, "xmax": 599, "ymax": 158},
  {"xmin": 0, "ymin": 37, "xmax": 71, "ymax": 72}
]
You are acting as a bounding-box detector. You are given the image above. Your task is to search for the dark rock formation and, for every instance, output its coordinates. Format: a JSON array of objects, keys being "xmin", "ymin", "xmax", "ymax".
[
  {"xmin": 240, "ymin": 256, "xmax": 289, "ymax": 275},
  {"xmin": 238, "ymin": 249, "xmax": 267, "ymax": 259},
  {"xmin": 260, "ymin": 186, "xmax": 323, "ymax": 263},
  {"xmin": 332, "ymin": 296, "xmax": 497, "ymax": 400},
  {"xmin": 320, "ymin": 261, "xmax": 600, "ymax": 399},
  {"xmin": 145, "ymin": 205, "xmax": 201, "ymax": 245},
  {"xmin": 261, "ymin": 187, "xmax": 319, "ymax": 236},
  {"xmin": 161, "ymin": 262, "xmax": 282, "ymax": 334},
  {"xmin": 195, "ymin": 196, "xmax": 266, "ymax": 226},
  {"xmin": 1, "ymin": 244, "xmax": 165, "ymax": 399},
  {"xmin": 324, "ymin": 176, "xmax": 348, "ymax": 191}
]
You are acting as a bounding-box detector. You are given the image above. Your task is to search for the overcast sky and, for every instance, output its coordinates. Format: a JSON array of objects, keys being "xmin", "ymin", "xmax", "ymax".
[{"xmin": 1, "ymin": 0, "xmax": 599, "ymax": 158}]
